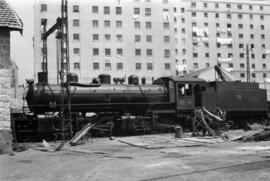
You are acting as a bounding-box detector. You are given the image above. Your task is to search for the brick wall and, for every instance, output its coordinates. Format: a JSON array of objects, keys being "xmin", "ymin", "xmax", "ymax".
[
  {"xmin": 0, "ymin": 29, "xmax": 12, "ymax": 154},
  {"xmin": 0, "ymin": 29, "xmax": 10, "ymax": 69}
]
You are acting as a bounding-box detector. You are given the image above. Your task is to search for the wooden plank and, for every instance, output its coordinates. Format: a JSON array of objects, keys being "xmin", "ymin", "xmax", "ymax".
[{"xmin": 69, "ymin": 123, "xmax": 95, "ymax": 145}]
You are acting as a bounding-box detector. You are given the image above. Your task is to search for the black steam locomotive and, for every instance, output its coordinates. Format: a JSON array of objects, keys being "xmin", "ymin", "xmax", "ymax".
[{"xmin": 13, "ymin": 73, "xmax": 269, "ymax": 141}]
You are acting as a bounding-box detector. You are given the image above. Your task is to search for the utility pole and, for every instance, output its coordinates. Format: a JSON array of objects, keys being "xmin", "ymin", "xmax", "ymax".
[
  {"xmin": 59, "ymin": 0, "xmax": 72, "ymax": 139},
  {"xmin": 246, "ymin": 44, "xmax": 250, "ymax": 83}
]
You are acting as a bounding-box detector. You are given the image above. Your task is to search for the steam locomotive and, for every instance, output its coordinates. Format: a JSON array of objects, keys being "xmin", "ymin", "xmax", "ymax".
[{"xmin": 13, "ymin": 73, "xmax": 269, "ymax": 141}]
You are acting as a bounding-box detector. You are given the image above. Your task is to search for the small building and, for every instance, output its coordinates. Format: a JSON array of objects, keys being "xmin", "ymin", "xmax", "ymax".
[{"xmin": 0, "ymin": 0, "xmax": 23, "ymax": 154}]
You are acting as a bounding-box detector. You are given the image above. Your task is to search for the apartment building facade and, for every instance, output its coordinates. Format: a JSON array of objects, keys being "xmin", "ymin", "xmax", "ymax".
[
  {"xmin": 33, "ymin": 0, "xmax": 176, "ymax": 84},
  {"xmin": 173, "ymin": 0, "xmax": 270, "ymax": 85},
  {"xmin": 34, "ymin": 0, "xmax": 270, "ymax": 86}
]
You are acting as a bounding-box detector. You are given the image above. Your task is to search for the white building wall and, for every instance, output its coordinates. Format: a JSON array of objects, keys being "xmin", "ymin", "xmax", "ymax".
[{"xmin": 33, "ymin": 0, "xmax": 176, "ymax": 84}]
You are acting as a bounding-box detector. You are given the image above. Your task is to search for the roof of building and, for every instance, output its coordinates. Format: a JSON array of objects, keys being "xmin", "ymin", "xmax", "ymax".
[{"xmin": 0, "ymin": 0, "xmax": 23, "ymax": 32}]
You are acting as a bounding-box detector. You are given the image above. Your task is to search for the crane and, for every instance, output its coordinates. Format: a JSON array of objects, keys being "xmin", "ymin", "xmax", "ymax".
[{"xmin": 40, "ymin": 0, "xmax": 72, "ymax": 140}]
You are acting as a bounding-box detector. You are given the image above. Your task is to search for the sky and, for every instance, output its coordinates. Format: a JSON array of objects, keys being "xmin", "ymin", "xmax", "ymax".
[{"xmin": 8, "ymin": 0, "xmax": 34, "ymax": 84}]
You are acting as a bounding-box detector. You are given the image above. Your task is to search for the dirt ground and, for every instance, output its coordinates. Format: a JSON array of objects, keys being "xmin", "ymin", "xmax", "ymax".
[{"xmin": 1, "ymin": 134, "xmax": 270, "ymax": 181}]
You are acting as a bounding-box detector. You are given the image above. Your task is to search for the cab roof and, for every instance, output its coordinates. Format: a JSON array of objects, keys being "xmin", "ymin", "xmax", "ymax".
[{"xmin": 153, "ymin": 76, "xmax": 206, "ymax": 84}]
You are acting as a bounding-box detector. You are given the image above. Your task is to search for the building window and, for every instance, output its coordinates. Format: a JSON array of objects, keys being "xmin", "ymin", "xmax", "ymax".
[
  {"xmin": 174, "ymin": 7, "xmax": 177, "ymax": 12},
  {"xmin": 239, "ymin": 43, "xmax": 244, "ymax": 48},
  {"xmin": 228, "ymin": 32, "xmax": 232, "ymax": 38},
  {"xmin": 147, "ymin": 63, "xmax": 153, "ymax": 70},
  {"xmin": 252, "ymin": 63, "xmax": 255, "ymax": 69},
  {"xmin": 226, "ymin": 4, "xmax": 231, "ymax": 8},
  {"xmin": 73, "ymin": 5, "xmax": 79, "ymax": 13},
  {"xmin": 192, "ymin": 12, "xmax": 196, "ymax": 17},
  {"xmin": 93, "ymin": 34, "xmax": 99, "ymax": 41},
  {"xmin": 135, "ymin": 21, "xmax": 141, "ymax": 29},
  {"xmin": 104, "ymin": 20, "xmax": 110, "ymax": 28},
  {"xmin": 206, "ymin": 63, "xmax": 210, "ymax": 68},
  {"xmin": 205, "ymin": 53, "xmax": 209, "ymax": 58},
  {"xmin": 40, "ymin": 4, "xmax": 47, "ymax": 12},
  {"xmin": 136, "ymin": 63, "xmax": 141, "ymax": 70},
  {"xmin": 165, "ymin": 63, "xmax": 170, "ymax": 70},
  {"xmin": 145, "ymin": 21, "xmax": 153, "ymax": 29},
  {"xmin": 92, "ymin": 6, "xmax": 98, "ymax": 13},
  {"xmin": 260, "ymin": 15, "xmax": 264, "ymax": 20},
  {"xmin": 164, "ymin": 36, "xmax": 170, "ymax": 43},
  {"xmin": 217, "ymin": 53, "xmax": 221, "ymax": 58},
  {"xmin": 261, "ymin": 25, "xmax": 265, "ymax": 30},
  {"xmin": 260, "ymin": 6, "xmax": 263, "ymax": 10},
  {"xmin": 249, "ymin": 14, "xmax": 253, "ymax": 20},
  {"xmin": 181, "ymin": 8, "xmax": 185, "ymax": 13},
  {"xmin": 215, "ymin": 3, "xmax": 219, "ymax": 8},
  {"xmin": 93, "ymin": 48, "xmax": 99, "ymax": 56},
  {"xmin": 227, "ymin": 14, "xmax": 231, "ymax": 19},
  {"xmin": 93, "ymin": 63, "xmax": 99, "ymax": 70},
  {"xmin": 240, "ymin": 53, "xmax": 244, "ymax": 58},
  {"xmin": 73, "ymin": 19, "xmax": 79, "ymax": 27},
  {"xmin": 263, "ymin": 63, "xmax": 266, "ymax": 69},
  {"xmin": 92, "ymin": 20, "xmax": 99, "ymax": 27},
  {"xmin": 135, "ymin": 35, "xmax": 141, "ymax": 42},
  {"xmin": 164, "ymin": 49, "xmax": 170, "ymax": 57},
  {"xmin": 73, "ymin": 48, "xmax": 80, "ymax": 55},
  {"xmin": 250, "ymin": 24, "xmax": 254, "ymax": 29},
  {"xmin": 117, "ymin": 48, "xmax": 123, "ymax": 56},
  {"xmin": 251, "ymin": 54, "xmax": 255, "ymax": 59},
  {"xmin": 116, "ymin": 7, "xmax": 122, "ymax": 15},
  {"xmin": 261, "ymin": 34, "xmax": 265, "ymax": 39},
  {"xmin": 263, "ymin": 73, "xmax": 267, "ymax": 78},
  {"xmin": 238, "ymin": 24, "xmax": 243, "ymax": 29},
  {"xmin": 146, "ymin": 35, "xmax": 152, "ymax": 42},
  {"xmin": 217, "ymin": 43, "xmax": 221, "ymax": 48},
  {"xmin": 193, "ymin": 52, "xmax": 198, "ymax": 58},
  {"xmin": 240, "ymin": 73, "xmax": 245, "ymax": 78},
  {"xmin": 104, "ymin": 6, "xmax": 110, "ymax": 14},
  {"xmin": 105, "ymin": 49, "xmax": 111, "ymax": 56},
  {"xmin": 105, "ymin": 34, "xmax": 111, "ymax": 41},
  {"xmin": 216, "ymin": 32, "xmax": 220, "ymax": 37},
  {"xmin": 145, "ymin": 8, "xmax": 151, "ymax": 16},
  {"xmin": 204, "ymin": 3, "xmax": 207, "ymax": 8},
  {"xmin": 252, "ymin": 73, "xmax": 256, "ymax": 78},
  {"xmin": 181, "ymin": 18, "xmax": 185, "ymax": 23},
  {"xmin": 135, "ymin": 49, "xmax": 141, "ymax": 56},
  {"xmin": 116, "ymin": 34, "xmax": 123, "ymax": 42},
  {"xmin": 237, "ymin": 4, "xmax": 242, "ymax": 9},
  {"xmin": 238, "ymin": 14, "xmax": 242, "ymax": 19},
  {"xmin": 191, "ymin": 2, "xmax": 196, "ymax": 8},
  {"xmin": 181, "ymin": 28, "xmax": 185, "ymax": 33},
  {"xmin": 134, "ymin": 8, "xmax": 140, "ymax": 15},
  {"xmin": 215, "ymin": 13, "xmax": 219, "ymax": 18},
  {"xmin": 147, "ymin": 49, "xmax": 152, "ymax": 56},
  {"xmin": 229, "ymin": 63, "xmax": 233, "ymax": 68},
  {"xmin": 193, "ymin": 63, "xmax": 198, "ymax": 69},
  {"xmin": 116, "ymin": 20, "xmax": 122, "ymax": 28},
  {"xmin": 74, "ymin": 63, "xmax": 80, "ymax": 69},
  {"xmin": 240, "ymin": 63, "xmax": 245, "ymax": 68},
  {"xmin": 73, "ymin": 33, "xmax": 80, "ymax": 41},
  {"xmin": 192, "ymin": 22, "xmax": 197, "ymax": 27},
  {"xmin": 205, "ymin": 42, "xmax": 209, "ymax": 48},
  {"xmin": 117, "ymin": 63, "xmax": 123, "ymax": 70},
  {"xmin": 262, "ymin": 44, "xmax": 265, "ymax": 49},
  {"xmin": 249, "ymin": 5, "xmax": 253, "ymax": 10},
  {"xmin": 250, "ymin": 34, "xmax": 254, "ymax": 39},
  {"xmin": 227, "ymin": 23, "xmax": 231, "ymax": 28},
  {"xmin": 239, "ymin": 34, "xmax": 243, "ymax": 39},
  {"xmin": 163, "ymin": 22, "xmax": 169, "ymax": 29},
  {"xmin": 204, "ymin": 13, "xmax": 208, "ymax": 18},
  {"xmin": 105, "ymin": 63, "xmax": 111, "ymax": 70}
]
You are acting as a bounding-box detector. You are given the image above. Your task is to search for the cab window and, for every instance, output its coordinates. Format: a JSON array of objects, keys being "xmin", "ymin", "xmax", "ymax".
[{"xmin": 178, "ymin": 84, "xmax": 192, "ymax": 96}]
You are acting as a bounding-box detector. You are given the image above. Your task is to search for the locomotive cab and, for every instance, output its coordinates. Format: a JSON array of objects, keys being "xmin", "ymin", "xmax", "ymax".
[{"xmin": 154, "ymin": 77, "xmax": 205, "ymax": 112}]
